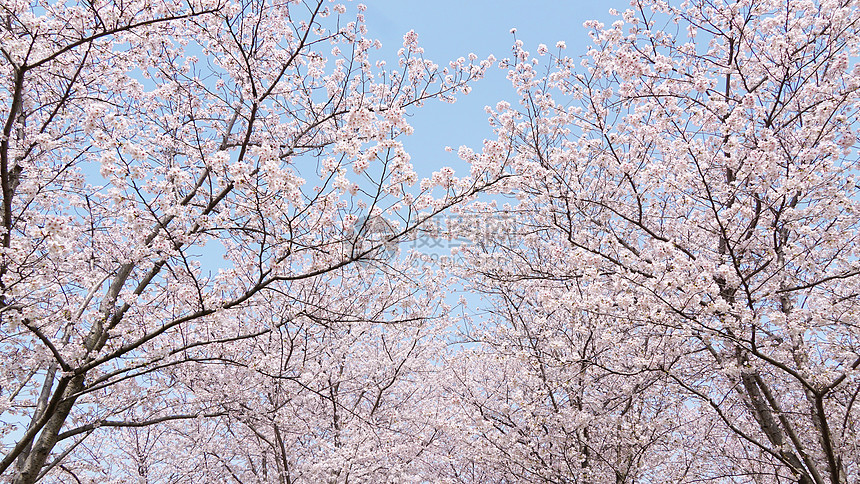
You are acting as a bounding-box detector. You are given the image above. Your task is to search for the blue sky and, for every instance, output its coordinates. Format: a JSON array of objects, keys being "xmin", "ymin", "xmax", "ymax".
[
  {"xmin": 360, "ymin": 0, "xmax": 624, "ymax": 174},
  {"xmin": 350, "ymin": 1, "xmax": 628, "ymax": 300}
]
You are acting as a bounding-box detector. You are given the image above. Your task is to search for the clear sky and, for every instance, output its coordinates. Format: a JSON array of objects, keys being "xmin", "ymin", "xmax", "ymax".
[
  {"xmin": 359, "ymin": 0, "xmax": 625, "ymax": 174},
  {"xmin": 349, "ymin": 1, "xmax": 629, "ymax": 292}
]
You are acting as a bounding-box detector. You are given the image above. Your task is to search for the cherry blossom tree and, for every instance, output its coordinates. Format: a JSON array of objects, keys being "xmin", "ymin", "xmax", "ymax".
[
  {"xmin": 6, "ymin": 0, "xmax": 860, "ymax": 481},
  {"xmin": 0, "ymin": 0, "xmax": 498, "ymax": 481},
  {"xmin": 442, "ymin": 276, "xmax": 698, "ymax": 483},
  {"xmin": 450, "ymin": 0, "xmax": 860, "ymax": 482},
  {"xmin": 61, "ymin": 266, "xmax": 457, "ymax": 483}
]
